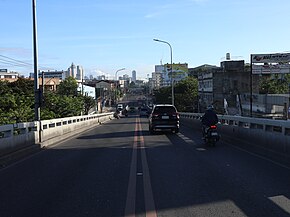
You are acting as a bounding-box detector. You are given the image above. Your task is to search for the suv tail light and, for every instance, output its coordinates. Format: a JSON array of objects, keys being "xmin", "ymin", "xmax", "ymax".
[
  {"xmin": 152, "ymin": 113, "xmax": 160, "ymax": 119},
  {"xmin": 170, "ymin": 112, "xmax": 179, "ymax": 119}
]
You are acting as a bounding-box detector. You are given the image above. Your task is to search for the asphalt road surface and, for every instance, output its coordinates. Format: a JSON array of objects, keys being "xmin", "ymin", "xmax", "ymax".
[{"xmin": 0, "ymin": 114, "xmax": 290, "ymax": 217}]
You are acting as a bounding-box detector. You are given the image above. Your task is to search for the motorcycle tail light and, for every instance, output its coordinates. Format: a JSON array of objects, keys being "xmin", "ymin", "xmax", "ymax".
[{"xmin": 210, "ymin": 125, "xmax": 217, "ymax": 129}]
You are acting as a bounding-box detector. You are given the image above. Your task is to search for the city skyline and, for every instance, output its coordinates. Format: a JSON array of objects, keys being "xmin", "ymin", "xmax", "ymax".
[{"xmin": 1, "ymin": 0, "xmax": 290, "ymax": 79}]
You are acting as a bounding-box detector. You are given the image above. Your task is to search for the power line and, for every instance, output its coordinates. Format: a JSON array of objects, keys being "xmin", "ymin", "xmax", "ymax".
[
  {"xmin": 0, "ymin": 59, "xmax": 32, "ymax": 68},
  {"xmin": 0, "ymin": 54, "xmax": 55, "ymax": 71},
  {"xmin": 0, "ymin": 54, "xmax": 32, "ymax": 66}
]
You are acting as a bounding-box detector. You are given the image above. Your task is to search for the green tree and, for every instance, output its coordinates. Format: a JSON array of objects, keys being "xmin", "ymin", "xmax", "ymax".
[
  {"xmin": 40, "ymin": 91, "xmax": 58, "ymax": 120},
  {"xmin": 41, "ymin": 91, "xmax": 83, "ymax": 119},
  {"xmin": 0, "ymin": 79, "xmax": 34, "ymax": 124},
  {"xmin": 8, "ymin": 77, "xmax": 34, "ymax": 96},
  {"xmin": 154, "ymin": 86, "xmax": 171, "ymax": 104},
  {"xmin": 129, "ymin": 81, "xmax": 136, "ymax": 88},
  {"xmin": 57, "ymin": 76, "xmax": 78, "ymax": 96},
  {"xmin": 259, "ymin": 74, "xmax": 290, "ymax": 94},
  {"xmin": 54, "ymin": 95, "xmax": 83, "ymax": 117},
  {"xmin": 0, "ymin": 77, "xmax": 97, "ymax": 125},
  {"xmin": 83, "ymin": 95, "xmax": 96, "ymax": 115},
  {"xmin": 174, "ymin": 76, "xmax": 198, "ymax": 112},
  {"xmin": 153, "ymin": 76, "xmax": 198, "ymax": 112}
]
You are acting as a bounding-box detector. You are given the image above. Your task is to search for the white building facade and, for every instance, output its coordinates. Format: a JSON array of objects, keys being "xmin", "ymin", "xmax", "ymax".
[{"xmin": 0, "ymin": 69, "xmax": 19, "ymax": 80}]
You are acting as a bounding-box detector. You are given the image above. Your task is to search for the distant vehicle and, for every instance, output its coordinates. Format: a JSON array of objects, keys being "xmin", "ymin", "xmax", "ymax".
[
  {"xmin": 129, "ymin": 106, "xmax": 136, "ymax": 113},
  {"xmin": 149, "ymin": 104, "xmax": 179, "ymax": 134},
  {"xmin": 117, "ymin": 104, "xmax": 123, "ymax": 109},
  {"xmin": 139, "ymin": 107, "xmax": 149, "ymax": 117}
]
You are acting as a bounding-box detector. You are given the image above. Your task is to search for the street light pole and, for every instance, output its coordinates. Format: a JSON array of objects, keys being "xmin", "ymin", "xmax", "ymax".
[
  {"xmin": 115, "ymin": 68, "xmax": 126, "ymax": 104},
  {"xmin": 115, "ymin": 68, "xmax": 126, "ymax": 80},
  {"xmin": 153, "ymin": 39, "xmax": 174, "ymax": 106}
]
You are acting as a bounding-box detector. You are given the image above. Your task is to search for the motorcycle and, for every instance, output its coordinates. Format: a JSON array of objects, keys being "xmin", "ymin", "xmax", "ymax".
[
  {"xmin": 121, "ymin": 109, "xmax": 128, "ymax": 117},
  {"xmin": 114, "ymin": 110, "xmax": 121, "ymax": 119},
  {"xmin": 203, "ymin": 124, "xmax": 220, "ymax": 146}
]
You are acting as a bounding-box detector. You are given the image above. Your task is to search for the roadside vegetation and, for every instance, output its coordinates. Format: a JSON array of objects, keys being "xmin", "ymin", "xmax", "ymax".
[
  {"xmin": 259, "ymin": 74, "xmax": 290, "ymax": 94},
  {"xmin": 0, "ymin": 77, "xmax": 95, "ymax": 125},
  {"xmin": 153, "ymin": 76, "xmax": 199, "ymax": 112}
]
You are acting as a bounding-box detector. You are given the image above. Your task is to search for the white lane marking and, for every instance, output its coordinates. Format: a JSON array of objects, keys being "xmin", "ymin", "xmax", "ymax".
[
  {"xmin": 177, "ymin": 133, "xmax": 197, "ymax": 146},
  {"xmin": 269, "ymin": 195, "xmax": 290, "ymax": 214}
]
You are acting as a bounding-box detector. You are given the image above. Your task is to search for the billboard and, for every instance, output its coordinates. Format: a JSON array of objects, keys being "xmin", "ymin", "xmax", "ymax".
[
  {"xmin": 251, "ymin": 53, "xmax": 290, "ymax": 63},
  {"xmin": 164, "ymin": 63, "xmax": 188, "ymax": 79},
  {"xmin": 251, "ymin": 53, "xmax": 290, "ymax": 74},
  {"xmin": 252, "ymin": 64, "xmax": 290, "ymax": 74}
]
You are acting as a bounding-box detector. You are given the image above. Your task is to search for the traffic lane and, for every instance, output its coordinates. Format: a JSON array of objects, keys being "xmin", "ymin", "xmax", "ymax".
[
  {"xmin": 0, "ymin": 117, "xmax": 136, "ymax": 217},
  {"xmin": 179, "ymin": 120, "xmax": 290, "ymax": 194},
  {"xmin": 141, "ymin": 119, "xmax": 290, "ymax": 217},
  {"xmin": 181, "ymin": 117, "xmax": 290, "ymax": 168}
]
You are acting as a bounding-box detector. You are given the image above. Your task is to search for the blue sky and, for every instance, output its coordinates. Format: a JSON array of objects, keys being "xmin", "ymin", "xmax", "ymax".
[{"xmin": 1, "ymin": 0, "xmax": 290, "ymax": 79}]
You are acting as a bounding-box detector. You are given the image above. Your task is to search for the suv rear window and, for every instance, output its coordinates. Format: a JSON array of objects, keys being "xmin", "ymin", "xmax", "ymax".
[{"xmin": 153, "ymin": 106, "xmax": 176, "ymax": 113}]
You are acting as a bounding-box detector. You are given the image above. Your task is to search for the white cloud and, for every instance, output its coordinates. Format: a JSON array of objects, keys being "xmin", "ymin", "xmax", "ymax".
[{"xmin": 145, "ymin": 12, "xmax": 160, "ymax": 19}]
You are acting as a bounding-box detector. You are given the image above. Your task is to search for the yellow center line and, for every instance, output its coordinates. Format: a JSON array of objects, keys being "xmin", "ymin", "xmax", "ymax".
[
  {"xmin": 124, "ymin": 118, "xmax": 157, "ymax": 217},
  {"xmin": 138, "ymin": 118, "xmax": 157, "ymax": 217},
  {"xmin": 124, "ymin": 121, "xmax": 138, "ymax": 217}
]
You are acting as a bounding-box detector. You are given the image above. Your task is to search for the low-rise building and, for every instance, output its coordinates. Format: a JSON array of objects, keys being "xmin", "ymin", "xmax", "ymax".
[
  {"xmin": 38, "ymin": 70, "xmax": 65, "ymax": 80},
  {"xmin": 39, "ymin": 77, "xmax": 61, "ymax": 92},
  {"xmin": 193, "ymin": 60, "xmax": 266, "ymax": 115},
  {"xmin": 193, "ymin": 61, "xmax": 251, "ymax": 114},
  {"xmin": 0, "ymin": 69, "xmax": 20, "ymax": 82}
]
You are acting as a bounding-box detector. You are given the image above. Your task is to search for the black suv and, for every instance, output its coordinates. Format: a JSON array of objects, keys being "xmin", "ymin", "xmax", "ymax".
[{"xmin": 149, "ymin": 104, "xmax": 179, "ymax": 134}]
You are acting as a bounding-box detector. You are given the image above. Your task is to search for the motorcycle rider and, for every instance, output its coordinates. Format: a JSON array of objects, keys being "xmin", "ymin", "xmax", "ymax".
[{"xmin": 201, "ymin": 105, "xmax": 218, "ymax": 138}]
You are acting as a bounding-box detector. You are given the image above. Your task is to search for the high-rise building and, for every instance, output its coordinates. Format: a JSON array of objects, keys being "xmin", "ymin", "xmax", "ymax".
[
  {"xmin": 132, "ymin": 70, "xmax": 136, "ymax": 83},
  {"xmin": 122, "ymin": 74, "xmax": 130, "ymax": 81},
  {"xmin": 66, "ymin": 63, "xmax": 83, "ymax": 81},
  {"xmin": 66, "ymin": 63, "xmax": 76, "ymax": 78},
  {"xmin": 76, "ymin": 65, "xmax": 83, "ymax": 81},
  {"xmin": 152, "ymin": 72, "xmax": 162, "ymax": 89}
]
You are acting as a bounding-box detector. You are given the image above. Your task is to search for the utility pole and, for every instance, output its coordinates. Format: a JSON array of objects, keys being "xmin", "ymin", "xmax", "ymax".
[{"xmin": 32, "ymin": 0, "xmax": 40, "ymax": 121}]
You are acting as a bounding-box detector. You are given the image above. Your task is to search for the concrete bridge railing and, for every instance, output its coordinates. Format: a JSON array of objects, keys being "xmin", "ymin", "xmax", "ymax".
[
  {"xmin": 180, "ymin": 112, "xmax": 290, "ymax": 163},
  {"xmin": 2, "ymin": 112, "xmax": 290, "ymax": 164},
  {"xmin": 0, "ymin": 112, "xmax": 114, "ymax": 157}
]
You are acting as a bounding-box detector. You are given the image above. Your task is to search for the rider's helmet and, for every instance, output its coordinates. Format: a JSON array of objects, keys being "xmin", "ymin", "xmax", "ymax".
[{"xmin": 207, "ymin": 105, "xmax": 214, "ymax": 110}]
